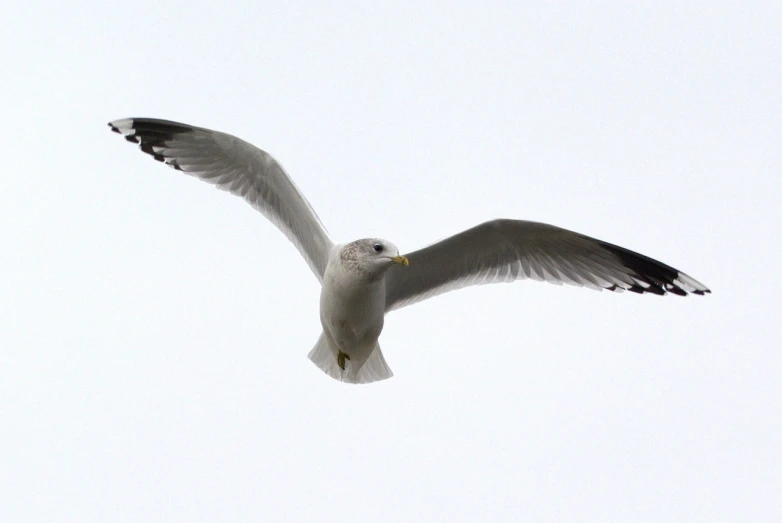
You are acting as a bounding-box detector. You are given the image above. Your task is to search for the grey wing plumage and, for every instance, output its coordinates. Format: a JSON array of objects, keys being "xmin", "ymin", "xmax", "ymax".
[
  {"xmin": 109, "ymin": 118, "xmax": 333, "ymax": 281},
  {"xmin": 384, "ymin": 219, "xmax": 710, "ymax": 311}
]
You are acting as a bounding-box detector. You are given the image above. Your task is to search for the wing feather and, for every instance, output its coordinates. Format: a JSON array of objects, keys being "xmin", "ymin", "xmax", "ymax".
[
  {"xmin": 109, "ymin": 118, "xmax": 333, "ymax": 280},
  {"xmin": 385, "ymin": 219, "xmax": 710, "ymax": 311}
]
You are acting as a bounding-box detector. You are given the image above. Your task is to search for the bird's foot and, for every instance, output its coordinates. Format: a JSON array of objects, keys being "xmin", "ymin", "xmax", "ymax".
[{"xmin": 337, "ymin": 351, "xmax": 350, "ymax": 370}]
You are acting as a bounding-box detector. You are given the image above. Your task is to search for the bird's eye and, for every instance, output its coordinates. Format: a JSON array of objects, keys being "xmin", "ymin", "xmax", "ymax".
[{"xmin": 373, "ymin": 243, "xmax": 384, "ymax": 253}]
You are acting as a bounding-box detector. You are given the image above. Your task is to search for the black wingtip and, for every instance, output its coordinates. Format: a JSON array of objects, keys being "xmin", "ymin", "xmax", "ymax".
[
  {"xmin": 110, "ymin": 118, "xmax": 198, "ymax": 172},
  {"xmin": 628, "ymin": 283, "xmax": 666, "ymax": 296},
  {"xmin": 589, "ymin": 236, "xmax": 711, "ymax": 296},
  {"xmin": 666, "ymin": 284, "xmax": 688, "ymax": 297},
  {"xmin": 140, "ymin": 143, "xmax": 165, "ymax": 163}
]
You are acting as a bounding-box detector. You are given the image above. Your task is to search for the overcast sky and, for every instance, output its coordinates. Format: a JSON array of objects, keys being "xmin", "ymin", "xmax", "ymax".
[{"xmin": 2, "ymin": 2, "xmax": 780, "ymax": 521}]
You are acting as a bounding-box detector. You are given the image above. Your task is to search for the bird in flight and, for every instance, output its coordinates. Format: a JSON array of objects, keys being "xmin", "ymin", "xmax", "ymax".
[{"xmin": 109, "ymin": 118, "xmax": 710, "ymax": 384}]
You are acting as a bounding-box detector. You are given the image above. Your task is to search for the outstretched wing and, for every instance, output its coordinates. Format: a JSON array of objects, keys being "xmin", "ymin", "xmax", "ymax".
[
  {"xmin": 109, "ymin": 118, "xmax": 333, "ymax": 281},
  {"xmin": 385, "ymin": 219, "xmax": 709, "ymax": 311}
]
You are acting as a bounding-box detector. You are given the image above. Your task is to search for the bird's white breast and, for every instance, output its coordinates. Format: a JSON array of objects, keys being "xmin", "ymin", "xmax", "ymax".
[{"xmin": 319, "ymin": 256, "xmax": 386, "ymax": 357}]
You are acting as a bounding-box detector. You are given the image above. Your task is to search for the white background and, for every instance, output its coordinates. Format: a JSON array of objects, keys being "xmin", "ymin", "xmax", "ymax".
[{"xmin": 2, "ymin": 2, "xmax": 779, "ymax": 521}]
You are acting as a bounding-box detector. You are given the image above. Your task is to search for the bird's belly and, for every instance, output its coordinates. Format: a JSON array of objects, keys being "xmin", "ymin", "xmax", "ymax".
[
  {"xmin": 320, "ymin": 284, "xmax": 385, "ymax": 357},
  {"xmin": 322, "ymin": 311, "xmax": 383, "ymax": 354}
]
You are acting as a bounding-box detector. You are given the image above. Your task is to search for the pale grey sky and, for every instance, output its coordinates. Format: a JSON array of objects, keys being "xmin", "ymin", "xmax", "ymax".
[{"xmin": 2, "ymin": 1, "xmax": 780, "ymax": 521}]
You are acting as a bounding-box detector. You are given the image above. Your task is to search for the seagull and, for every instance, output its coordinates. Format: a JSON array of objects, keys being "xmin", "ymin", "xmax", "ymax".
[{"xmin": 109, "ymin": 118, "xmax": 710, "ymax": 384}]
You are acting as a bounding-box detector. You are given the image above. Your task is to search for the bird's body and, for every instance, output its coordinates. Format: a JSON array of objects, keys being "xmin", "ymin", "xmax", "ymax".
[
  {"xmin": 109, "ymin": 117, "xmax": 710, "ymax": 384},
  {"xmin": 319, "ymin": 245, "xmax": 388, "ymax": 375}
]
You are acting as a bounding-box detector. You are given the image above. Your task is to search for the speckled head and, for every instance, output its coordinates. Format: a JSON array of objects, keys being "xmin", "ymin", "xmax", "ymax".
[{"xmin": 339, "ymin": 238, "xmax": 409, "ymax": 279}]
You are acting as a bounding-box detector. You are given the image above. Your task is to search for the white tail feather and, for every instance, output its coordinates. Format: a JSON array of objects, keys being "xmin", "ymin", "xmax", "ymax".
[{"xmin": 307, "ymin": 333, "xmax": 393, "ymax": 384}]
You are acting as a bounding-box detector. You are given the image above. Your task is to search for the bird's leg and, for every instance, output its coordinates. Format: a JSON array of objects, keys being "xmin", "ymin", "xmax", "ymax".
[{"xmin": 337, "ymin": 350, "xmax": 350, "ymax": 370}]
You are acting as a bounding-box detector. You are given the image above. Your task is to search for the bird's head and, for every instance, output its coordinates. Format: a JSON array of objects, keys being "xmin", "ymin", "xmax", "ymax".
[{"xmin": 339, "ymin": 238, "xmax": 409, "ymax": 279}]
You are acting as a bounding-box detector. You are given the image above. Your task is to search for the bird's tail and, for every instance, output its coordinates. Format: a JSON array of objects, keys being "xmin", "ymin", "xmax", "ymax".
[{"xmin": 307, "ymin": 333, "xmax": 393, "ymax": 384}]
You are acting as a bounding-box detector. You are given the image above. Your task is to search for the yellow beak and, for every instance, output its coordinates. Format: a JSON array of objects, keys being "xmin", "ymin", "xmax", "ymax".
[{"xmin": 391, "ymin": 255, "xmax": 410, "ymax": 267}]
